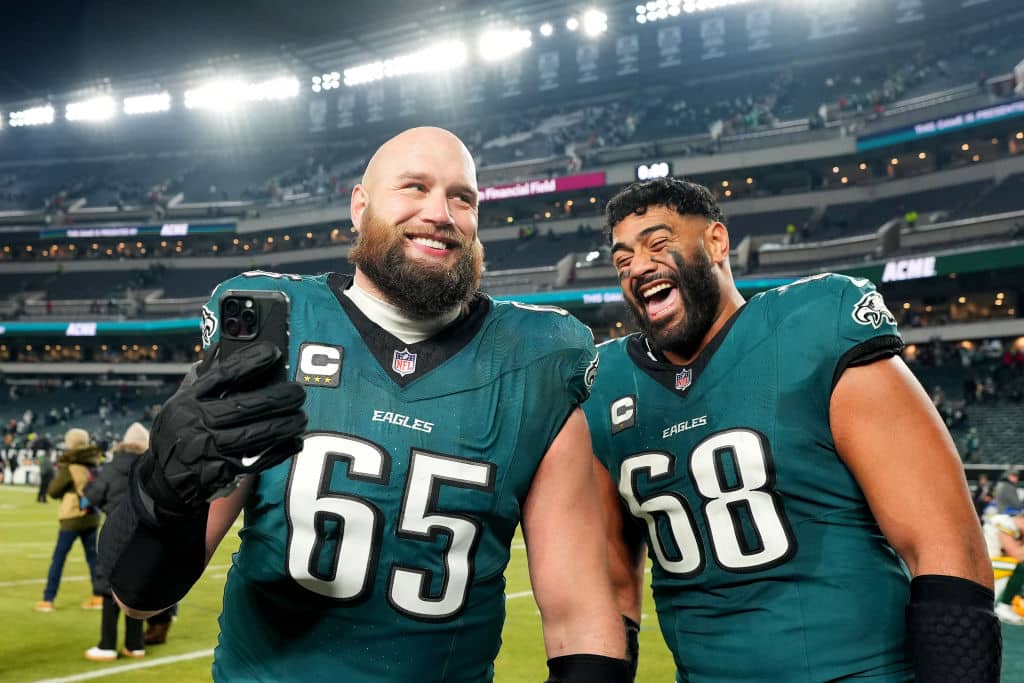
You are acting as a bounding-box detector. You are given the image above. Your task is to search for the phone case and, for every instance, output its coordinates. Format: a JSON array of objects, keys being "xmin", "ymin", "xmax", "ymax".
[{"xmin": 218, "ymin": 289, "xmax": 291, "ymax": 383}]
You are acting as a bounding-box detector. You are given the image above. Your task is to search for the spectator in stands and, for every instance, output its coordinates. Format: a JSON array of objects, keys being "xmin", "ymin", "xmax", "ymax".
[
  {"xmin": 965, "ymin": 374, "xmax": 979, "ymax": 403},
  {"xmin": 963, "ymin": 427, "xmax": 983, "ymax": 462},
  {"xmin": 982, "ymin": 510, "xmax": 1024, "ymax": 625},
  {"xmin": 983, "ymin": 376, "xmax": 997, "ymax": 402},
  {"xmin": 35, "ymin": 428, "xmax": 105, "ymax": 612},
  {"xmin": 82, "ymin": 423, "xmax": 150, "ymax": 661},
  {"xmin": 975, "ymin": 473, "xmax": 995, "ymax": 520},
  {"xmin": 995, "ymin": 468, "xmax": 1022, "ymax": 514}
]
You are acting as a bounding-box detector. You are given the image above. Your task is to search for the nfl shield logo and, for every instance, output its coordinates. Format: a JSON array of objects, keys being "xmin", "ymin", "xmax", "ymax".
[
  {"xmin": 675, "ymin": 368, "xmax": 692, "ymax": 391},
  {"xmin": 392, "ymin": 348, "xmax": 417, "ymax": 377}
]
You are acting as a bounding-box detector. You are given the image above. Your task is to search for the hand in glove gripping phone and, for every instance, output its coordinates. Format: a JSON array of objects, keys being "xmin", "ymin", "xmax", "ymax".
[{"xmin": 137, "ymin": 341, "xmax": 307, "ymax": 520}]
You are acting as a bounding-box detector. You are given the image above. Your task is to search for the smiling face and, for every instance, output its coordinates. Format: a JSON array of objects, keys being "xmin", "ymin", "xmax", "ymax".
[
  {"xmin": 611, "ymin": 205, "xmax": 723, "ymax": 361},
  {"xmin": 349, "ymin": 127, "xmax": 484, "ymax": 318}
]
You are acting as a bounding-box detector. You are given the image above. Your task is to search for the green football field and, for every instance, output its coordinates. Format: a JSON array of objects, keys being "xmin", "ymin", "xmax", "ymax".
[{"xmin": 1, "ymin": 484, "xmax": 1020, "ymax": 682}]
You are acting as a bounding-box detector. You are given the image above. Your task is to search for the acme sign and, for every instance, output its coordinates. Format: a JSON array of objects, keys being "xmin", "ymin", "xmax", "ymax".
[{"xmin": 881, "ymin": 256, "xmax": 936, "ymax": 282}]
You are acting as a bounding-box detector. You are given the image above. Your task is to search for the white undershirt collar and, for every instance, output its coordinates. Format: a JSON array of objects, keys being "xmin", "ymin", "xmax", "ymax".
[{"xmin": 343, "ymin": 279, "xmax": 462, "ymax": 344}]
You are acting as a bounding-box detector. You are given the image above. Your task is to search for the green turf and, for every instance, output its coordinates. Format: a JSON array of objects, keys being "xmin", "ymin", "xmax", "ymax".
[{"xmin": 2, "ymin": 484, "xmax": 1019, "ymax": 681}]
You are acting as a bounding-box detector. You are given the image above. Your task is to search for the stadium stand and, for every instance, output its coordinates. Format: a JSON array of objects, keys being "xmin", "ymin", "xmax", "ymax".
[{"xmin": 958, "ymin": 172, "xmax": 1024, "ymax": 218}]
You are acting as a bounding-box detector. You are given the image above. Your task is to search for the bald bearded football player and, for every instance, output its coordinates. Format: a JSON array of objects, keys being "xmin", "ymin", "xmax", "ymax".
[{"xmin": 99, "ymin": 127, "xmax": 629, "ymax": 682}]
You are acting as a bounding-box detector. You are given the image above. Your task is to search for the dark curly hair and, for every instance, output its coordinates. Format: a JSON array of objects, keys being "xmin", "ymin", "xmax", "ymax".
[{"xmin": 603, "ymin": 177, "xmax": 725, "ymax": 244}]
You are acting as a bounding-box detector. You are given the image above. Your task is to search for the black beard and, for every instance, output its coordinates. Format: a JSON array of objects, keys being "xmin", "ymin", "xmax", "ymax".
[
  {"xmin": 349, "ymin": 213, "xmax": 482, "ymax": 320},
  {"xmin": 627, "ymin": 249, "xmax": 721, "ymax": 360}
]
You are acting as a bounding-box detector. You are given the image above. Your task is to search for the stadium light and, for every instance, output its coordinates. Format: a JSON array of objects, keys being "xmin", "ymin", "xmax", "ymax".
[
  {"xmin": 9, "ymin": 105, "xmax": 55, "ymax": 127},
  {"xmin": 123, "ymin": 92, "xmax": 171, "ymax": 115},
  {"xmin": 311, "ymin": 72, "xmax": 340, "ymax": 93},
  {"xmin": 582, "ymin": 9, "xmax": 608, "ymax": 36},
  {"xmin": 247, "ymin": 76, "xmax": 300, "ymax": 101},
  {"xmin": 344, "ymin": 41, "xmax": 466, "ymax": 87},
  {"xmin": 185, "ymin": 76, "xmax": 299, "ymax": 110},
  {"xmin": 539, "ymin": 22, "xmax": 554, "ymax": 37},
  {"xmin": 638, "ymin": 0, "xmax": 680, "ymax": 23},
  {"xmin": 566, "ymin": 16, "xmax": 580, "ymax": 31},
  {"xmin": 478, "ymin": 29, "xmax": 532, "ymax": 62},
  {"xmin": 65, "ymin": 96, "xmax": 116, "ymax": 122},
  {"xmin": 682, "ymin": 0, "xmax": 753, "ymax": 13},
  {"xmin": 185, "ymin": 80, "xmax": 247, "ymax": 110}
]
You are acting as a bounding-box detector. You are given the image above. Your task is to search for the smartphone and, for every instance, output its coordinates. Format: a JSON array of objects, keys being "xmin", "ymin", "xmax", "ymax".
[{"xmin": 218, "ymin": 289, "xmax": 291, "ymax": 383}]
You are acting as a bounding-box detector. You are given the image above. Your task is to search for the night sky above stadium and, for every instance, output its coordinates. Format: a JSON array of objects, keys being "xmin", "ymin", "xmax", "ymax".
[{"xmin": 0, "ymin": 0, "xmax": 465, "ymax": 102}]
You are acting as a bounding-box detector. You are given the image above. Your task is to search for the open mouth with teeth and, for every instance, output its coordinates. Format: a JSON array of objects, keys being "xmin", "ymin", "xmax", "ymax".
[
  {"xmin": 406, "ymin": 233, "xmax": 459, "ymax": 257},
  {"xmin": 637, "ymin": 279, "xmax": 681, "ymax": 322}
]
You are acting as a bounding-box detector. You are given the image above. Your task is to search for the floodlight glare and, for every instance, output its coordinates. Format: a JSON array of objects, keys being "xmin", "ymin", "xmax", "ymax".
[
  {"xmin": 582, "ymin": 9, "xmax": 608, "ymax": 36},
  {"xmin": 9, "ymin": 105, "xmax": 55, "ymax": 127},
  {"xmin": 185, "ymin": 76, "xmax": 299, "ymax": 110},
  {"xmin": 185, "ymin": 80, "xmax": 247, "ymax": 110},
  {"xmin": 642, "ymin": 0, "xmax": 685, "ymax": 22},
  {"xmin": 247, "ymin": 76, "xmax": 300, "ymax": 101},
  {"xmin": 566, "ymin": 16, "xmax": 580, "ymax": 31},
  {"xmin": 123, "ymin": 93, "xmax": 171, "ymax": 115},
  {"xmin": 66, "ymin": 96, "xmax": 116, "ymax": 122},
  {"xmin": 312, "ymin": 72, "xmax": 340, "ymax": 93},
  {"xmin": 683, "ymin": 0, "xmax": 753, "ymax": 13},
  {"xmin": 344, "ymin": 41, "xmax": 466, "ymax": 87},
  {"xmin": 478, "ymin": 28, "xmax": 532, "ymax": 62},
  {"xmin": 344, "ymin": 62, "xmax": 385, "ymax": 87},
  {"xmin": 539, "ymin": 22, "xmax": 554, "ymax": 37}
]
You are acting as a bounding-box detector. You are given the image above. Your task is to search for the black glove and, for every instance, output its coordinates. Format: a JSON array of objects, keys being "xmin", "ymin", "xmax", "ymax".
[{"xmin": 138, "ymin": 341, "xmax": 307, "ymax": 521}]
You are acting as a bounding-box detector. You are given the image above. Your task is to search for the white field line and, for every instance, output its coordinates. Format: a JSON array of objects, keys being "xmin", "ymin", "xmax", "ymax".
[
  {"xmin": 0, "ymin": 564, "xmax": 232, "ymax": 589},
  {"xmin": 30, "ymin": 649, "xmax": 216, "ymax": 683}
]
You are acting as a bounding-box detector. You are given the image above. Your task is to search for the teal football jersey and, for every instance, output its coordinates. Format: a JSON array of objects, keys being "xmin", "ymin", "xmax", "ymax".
[
  {"xmin": 201, "ymin": 271, "xmax": 597, "ymax": 682},
  {"xmin": 585, "ymin": 274, "xmax": 911, "ymax": 683}
]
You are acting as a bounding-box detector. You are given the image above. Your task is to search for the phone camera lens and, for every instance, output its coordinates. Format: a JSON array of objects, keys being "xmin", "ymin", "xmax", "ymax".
[
  {"xmin": 224, "ymin": 299, "xmax": 241, "ymax": 316},
  {"xmin": 240, "ymin": 310, "xmax": 257, "ymax": 326},
  {"xmin": 224, "ymin": 318, "xmax": 241, "ymax": 336}
]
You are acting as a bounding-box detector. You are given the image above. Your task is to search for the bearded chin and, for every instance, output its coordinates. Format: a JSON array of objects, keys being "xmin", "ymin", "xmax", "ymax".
[
  {"xmin": 349, "ymin": 209, "xmax": 483, "ymax": 320},
  {"xmin": 631, "ymin": 250, "xmax": 721, "ymax": 360}
]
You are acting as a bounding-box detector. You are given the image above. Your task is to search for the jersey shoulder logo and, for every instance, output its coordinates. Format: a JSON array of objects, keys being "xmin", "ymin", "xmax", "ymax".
[
  {"xmin": 584, "ymin": 353, "xmax": 599, "ymax": 389},
  {"xmin": 296, "ymin": 342, "xmax": 344, "ymax": 388},
  {"xmin": 241, "ymin": 269, "xmax": 303, "ymax": 281},
  {"xmin": 200, "ymin": 305, "xmax": 217, "ymax": 348},
  {"xmin": 851, "ymin": 291, "xmax": 896, "ymax": 329}
]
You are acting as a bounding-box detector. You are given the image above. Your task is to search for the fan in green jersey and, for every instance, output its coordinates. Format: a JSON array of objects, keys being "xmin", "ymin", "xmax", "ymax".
[
  {"xmin": 584, "ymin": 177, "xmax": 1000, "ymax": 683},
  {"xmin": 100, "ymin": 127, "xmax": 630, "ymax": 683}
]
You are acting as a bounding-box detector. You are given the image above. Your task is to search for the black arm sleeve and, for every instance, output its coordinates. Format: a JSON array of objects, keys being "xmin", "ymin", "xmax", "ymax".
[
  {"xmin": 545, "ymin": 655, "xmax": 630, "ymax": 683},
  {"xmin": 623, "ymin": 616, "xmax": 640, "ymax": 682},
  {"xmin": 906, "ymin": 575, "xmax": 1001, "ymax": 683},
  {"xmin": 98, "ymin": 456, "xmax": 209, "ymax": 612}
]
